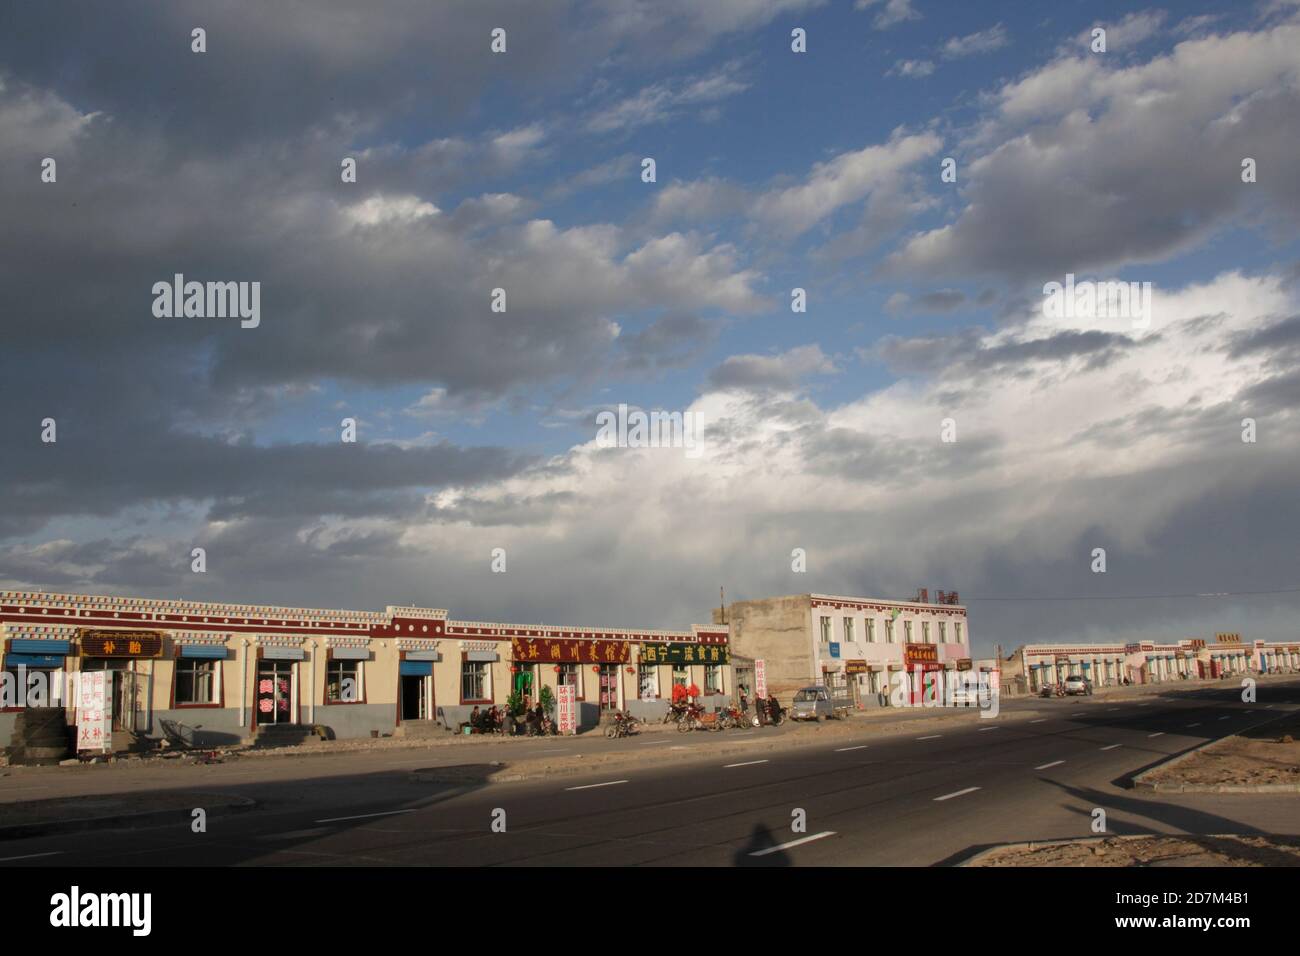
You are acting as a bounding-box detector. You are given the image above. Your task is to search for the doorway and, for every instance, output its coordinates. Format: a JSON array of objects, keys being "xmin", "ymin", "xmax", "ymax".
[
  {"xmin": 79, "ymin": 658, "xmax": 131, "ymax": 730},
  {"xmin": 400, "ymin": 673, "xmax": 430, "ymax": 721},
  {"xmin": 598, "ymin": 664, "xmax": 620, "ymax": 711},
  {"xmin": 256, "ymin": 659, "xmax": 294, "ymax": 725}
]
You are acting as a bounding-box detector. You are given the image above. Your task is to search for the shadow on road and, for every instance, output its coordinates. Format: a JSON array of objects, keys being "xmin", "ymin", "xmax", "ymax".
[{"xmin": 733, "ymin": 823, "xmax": 791, "ymax": 867}]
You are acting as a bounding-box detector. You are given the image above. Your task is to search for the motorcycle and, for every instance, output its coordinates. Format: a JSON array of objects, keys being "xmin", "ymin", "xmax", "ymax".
[
  {"xmin": 720, "ymin": 704, "xmax": 750, "ymax": 730},
  {"xmin": 605, "ymin": 709, "xmax": 639, "ymax": 738},
  {"xmin": 765, "ymin": 697, "xmax": 785, "ymax": 726}
]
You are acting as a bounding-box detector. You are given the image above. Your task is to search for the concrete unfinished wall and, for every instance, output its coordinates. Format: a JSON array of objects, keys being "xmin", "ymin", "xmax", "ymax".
[{"xmin": 725, "ymin": 595, "xmax": 812, "ymax": 701}]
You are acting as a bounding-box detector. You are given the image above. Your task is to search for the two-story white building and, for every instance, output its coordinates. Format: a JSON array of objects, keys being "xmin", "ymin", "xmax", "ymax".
[{"xmin": 723, "ymin": 591, "xmax": 975, "ymax": 706}]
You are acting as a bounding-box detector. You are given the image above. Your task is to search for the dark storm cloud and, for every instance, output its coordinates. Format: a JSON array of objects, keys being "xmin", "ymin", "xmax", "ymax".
[
  {"xmin": 875, "ymin": 329, "xmax": 1142, "ymax": 377},
  {"xmin": 618, "ymin": 311, "xmax": 718, "ymax": 372},
  {"xmin": 884, "ymin": 26, "xmax": 1300, "ymax": 281},
  {"xmin": 794, "ymin": 424, "xmax": 1004, "ymax": 484},
  {"xmin": 1227, "ymin": 312, "xmax": 1300, "ymax": 358}
]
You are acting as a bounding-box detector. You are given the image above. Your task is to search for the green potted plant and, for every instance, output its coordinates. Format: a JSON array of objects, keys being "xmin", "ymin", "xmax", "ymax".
[
  {"xmin": 539, "ymin": 685, "xmax": 555, "ymax": 717},
  {"xmin": 506, "ymin": 690, "xmax": 525, "ymax": 717}
]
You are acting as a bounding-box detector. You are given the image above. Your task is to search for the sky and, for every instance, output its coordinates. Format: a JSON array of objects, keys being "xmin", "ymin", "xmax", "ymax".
[{"xmin": 1, "ymin": 0, "xmax": 1299, "ymax": 657}]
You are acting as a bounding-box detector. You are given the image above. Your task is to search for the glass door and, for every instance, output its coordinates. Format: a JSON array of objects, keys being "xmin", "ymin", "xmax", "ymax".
[
  {"xmin": 256, "ymin": 660, "xmax": 293, "ymax": 725},
  {"xmin": 598, "ymin": 664, "xmax": 620, "ymax": 711}
]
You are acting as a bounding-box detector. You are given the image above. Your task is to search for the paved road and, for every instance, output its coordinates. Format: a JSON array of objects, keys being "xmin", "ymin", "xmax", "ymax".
[{"xmin": 2, "ymin": 679, "xmax": 1297, "ymax": 866}]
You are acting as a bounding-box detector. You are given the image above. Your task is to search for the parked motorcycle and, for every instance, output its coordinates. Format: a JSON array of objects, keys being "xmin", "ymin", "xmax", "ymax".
[{"xmin": 605, "ymin": 709, "xmax": 639, "ymax": 738}]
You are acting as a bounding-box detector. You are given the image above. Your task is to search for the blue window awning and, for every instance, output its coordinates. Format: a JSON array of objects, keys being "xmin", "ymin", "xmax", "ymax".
[
  {"xmin": 4, "ymin": 653, "xmax": 65, "ymax": 668},
  {"xmin": 180, "ymin": 645, "xmax": 228, "ymax": 659},
  {"xmin": 9, "ymin": 639, "xmax": 72, "ymax": 656},
  {"xmin": 400, "ymin": 661, "xmax": 433, "ymax": 677}
]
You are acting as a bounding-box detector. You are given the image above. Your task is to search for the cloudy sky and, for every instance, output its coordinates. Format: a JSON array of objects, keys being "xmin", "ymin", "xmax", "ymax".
[{"xmin": 2, "ymin": 1, "xmax": 1299, "ymax": 655}]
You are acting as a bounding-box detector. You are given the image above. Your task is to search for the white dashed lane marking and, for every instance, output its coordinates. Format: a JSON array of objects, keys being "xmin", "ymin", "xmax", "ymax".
[
  {"xmin": 565, "ymin": 780, "xmax": 629, "ymax": 791},
  {"xmin": 835, "ymin": 745, "xmax": 868, "ymax": 752},
  {"xmin": 916, "ymin": 735, "xmax": 943, "ymax": 740},
  {"xmin": 316, "ymin": 809, "xmax": 416, "ymax": 824},
  {"xmin": 1100, "ymin": 744, "xmax": 1122, "ymax": 751},
  {"xmin": 1148, "ymin": 732, "xmax": 1165, "ymax": 738},
  {"xmin": 1035, "ymin": 760, "xmax": 1065, "ymax": 770},
  {"xmin": 724, "ymin": 760, "xmax": 769, "ymax": 768},
  {"xmin": 934, "ymin": 787, "xmax": 981, "ymax": 802},
  {"xmin": 749, "ymin": 831, "xmax": 836, "ymax": 857}
]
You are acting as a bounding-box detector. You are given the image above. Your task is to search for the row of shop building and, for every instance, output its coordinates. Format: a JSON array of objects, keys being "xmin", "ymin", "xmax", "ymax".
[
  {"xmin": 0, "ymin": 589, "xmax": 732, "ymax": 748},
  {"xmin": 1002, "ymin": 633, "xmax": 1300, "ymax": 693},
  {"xmin": 0, "ymin": 588, "xmax": 981, "ymax": 748}
]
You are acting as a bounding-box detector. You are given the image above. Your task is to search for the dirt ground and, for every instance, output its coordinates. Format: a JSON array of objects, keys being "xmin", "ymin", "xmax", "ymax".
[
  {"xmin": 1143, "ymin": 713, "xmax": 1300, "ymax": 788},
  {"xmin": 974, "ymin": 834, "xmax": 1300, "ymax": 867}
]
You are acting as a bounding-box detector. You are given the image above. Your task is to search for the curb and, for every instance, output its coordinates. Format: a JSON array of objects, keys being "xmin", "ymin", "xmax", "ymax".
[
  {"xmin": 958, "ymin": 832, "xmax": 1247, "ymax": 867},
  {"xmin": 0, "ymin": 794, "xmax": 257, "ymax": 842},
  {"xmin": 1130, "ymin": 707, "xmax": 1299, "ymax": 793}
]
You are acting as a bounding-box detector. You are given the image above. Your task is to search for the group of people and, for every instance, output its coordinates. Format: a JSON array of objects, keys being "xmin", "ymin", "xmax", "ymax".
[
  {"xmin": 464, "ymin": 697, "xmax": 555, "ymax": 736},
  {"xmin": 737, "ymin": 685, "xmax": 784, "ymax": 725}
]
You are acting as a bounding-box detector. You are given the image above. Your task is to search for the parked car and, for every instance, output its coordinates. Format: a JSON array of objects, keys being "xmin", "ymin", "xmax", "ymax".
[
  {"xmin": 790, "ymin": 686, "xmax": 849, "ymax": 721},
  {"xmin": 1063, "ymin": 674, "xmax": 1092, "ymax": 696}
]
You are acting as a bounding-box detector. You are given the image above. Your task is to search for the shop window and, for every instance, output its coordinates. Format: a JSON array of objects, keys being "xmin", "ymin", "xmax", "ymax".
[
  {"xmin": 638, "ymin": 664, "xmax": 658, "ymax": 700},
  {"xmin": 704, "ymin": 665, "xmax": 722, "ymax": 694},
  {"xmin": 557, "ymin": 662, "xmax": 580, "ymax": 698},
  {"xmin": 175, "ymin": 659, "xmax": 217, "ymax": 705},
  {"xmin": 326, "ymin": 660, "xmax": 361, "ymax": 703},
  {"xmin": 672, "ymin": 665, "xmax": 688, "ymax": 688},
  {"xmin": 461, "ymin": 661, "xmax": 490, "ymax": 702}
]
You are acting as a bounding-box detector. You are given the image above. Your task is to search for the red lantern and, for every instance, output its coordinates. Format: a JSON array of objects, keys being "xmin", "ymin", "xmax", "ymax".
[
  {"xmin": 626, "ymin": 666, "xmax": 634, "ymax": 674},
  {"xmin": 592, "ymin": 666, "xmax": 600, "ymax": 673},
  {"xmin": 553, "ymin": 666, "xmax": 561, "ymax": 673},
  {"xmin": 510, "ymin": 666, "xmax": 518, "ymax": 673}
]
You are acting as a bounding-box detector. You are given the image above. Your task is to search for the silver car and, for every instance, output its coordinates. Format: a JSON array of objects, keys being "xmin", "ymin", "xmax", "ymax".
[
  {"xmin": 1063, "ymin": 674, "xmax": 1092, "ymax": 696},
  {"xmin": 791, "ymin": 686, "xmax": 833, "ymax": 721}
]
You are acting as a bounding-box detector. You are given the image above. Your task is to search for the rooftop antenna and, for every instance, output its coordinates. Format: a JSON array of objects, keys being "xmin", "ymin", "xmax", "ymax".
[{"xmin": 720, "ymin": 586, "xmax": 726, "ymax": 624}]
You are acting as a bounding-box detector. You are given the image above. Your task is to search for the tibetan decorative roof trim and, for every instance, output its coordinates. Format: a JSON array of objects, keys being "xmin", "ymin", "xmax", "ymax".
[
  {"xmin": 3, "ymin": 623, "xmax": 78, "ymax": 639},
  {"xmin": 171, "ymin": 631, "xmax": 231, "ymax": 645},
  {"xmin": 396, "ymin": 638, "xmax": 442, "ymax": 651},
  {"xmin": 252, "ymin": 634, "xmax": 308, "ymax": 648},
  {"xmin": 326, "ymin": 636, "xmax": 372, "ymax": 649},
  {"xmin": 811, "ymin": 593, "xmax": 968, "ymax": 613},
  {"xmin": 444, "ymin": 620, "xmax": 701, "ymax": 642}
]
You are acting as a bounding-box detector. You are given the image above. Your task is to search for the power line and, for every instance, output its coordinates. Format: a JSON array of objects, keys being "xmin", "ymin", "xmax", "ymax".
[{"xmin": 965, "ymin": 587, "xmax": 1300, "ymax": 603}]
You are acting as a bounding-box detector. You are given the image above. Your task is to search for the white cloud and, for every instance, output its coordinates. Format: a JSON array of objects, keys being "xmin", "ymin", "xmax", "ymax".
[{"xmin": 855, "ymin": 0, "xmax": 921, "ymax": 30}]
